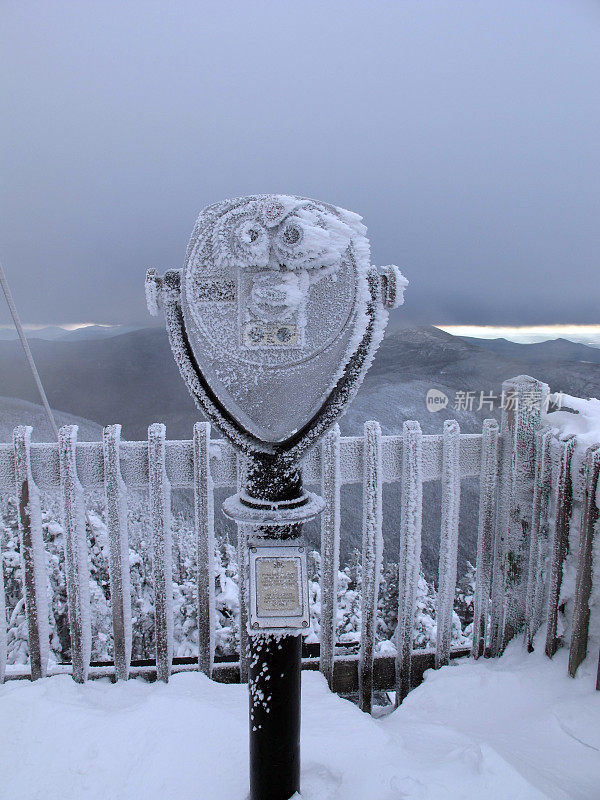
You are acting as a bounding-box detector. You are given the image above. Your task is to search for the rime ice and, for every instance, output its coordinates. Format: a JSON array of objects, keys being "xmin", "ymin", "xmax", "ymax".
[{"xmin": 148, "ymin": 194, "xmax": 405, "ymax": 454}]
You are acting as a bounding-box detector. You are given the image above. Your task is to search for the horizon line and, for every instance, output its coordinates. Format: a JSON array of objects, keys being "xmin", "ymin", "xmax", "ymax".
[{"xmin": 435, "ymin": 324, "xmax": 600, "ymax": 345}]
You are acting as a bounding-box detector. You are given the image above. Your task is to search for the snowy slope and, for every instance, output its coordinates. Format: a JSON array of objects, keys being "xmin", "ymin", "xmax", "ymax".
[
  {"xmin": 0, "ymin": 642, "xmax": 598, "ymax": 799},
  {"xmin": 0, "ymin": 396, "xmax": 102, "ymax": 442}
]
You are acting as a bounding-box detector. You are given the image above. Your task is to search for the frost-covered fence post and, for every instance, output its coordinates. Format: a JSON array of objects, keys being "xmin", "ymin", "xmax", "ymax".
[
  {"xmin": 236, "ymin": 454, "xmax": 249, "ymax": 683},
  {"xmin": 13, "ymin": 426, "xmax": 49, "ymax": 680},
  {"xmin": 490, "ymin": 375, "xmax": 547, "ymax": 654},
  {"xmin": 319, "ymin": 423, "xmax": 340, "ymax": 689},
  {"xmin": 148, "ymin": 423, "xmax": 173, "ymax": 682},
  {"xmin": 472, "ymin": 418, "xmax": 499, "ymax": 659},
  {"xmin": 359, "ymin": 421, "xmax": 383, "ymax": 713},
  {"xmin": 237, "ymin": 527, "xmax": 250, "ymax": 682},
  {"xmin": 194, "ymin": 421, "xmax": 215, "ymax": 677},
  {"xmin": 544, "ymin": 435, "xmax": 576, "ymax": 658},
  {"xmin": 568, "ymin": 444, "xmax": 600, "ymax": 677},
  {"xmin": 102, "ymin": 424, "xmax": 132, "ymax": 681},
  {"xmin": 58, "ymin": 425, "xmax": 91, "ymax": 683},
  {"xmin": 396, "ymin": 420, "xmax": 423, "ymax": 703},
  {"xmin": 525, "ymin": 429, "xmax": 553, "ymax": 650},
  {"xmin": 0, "ymin": 521, "xmax": 5, "ymax": 682},
  {"xmin": 436, "ymin": 420, "xmax": 461, "ymax": 669}
]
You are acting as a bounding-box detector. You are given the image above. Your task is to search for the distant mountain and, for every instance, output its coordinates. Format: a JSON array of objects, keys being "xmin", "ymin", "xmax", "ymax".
[
  {"xmin": 0, "ymin": 326, "xmax": 70, "ymax": 341},
  {"xmin": 0, "ymin": 324, "xmax": 141, "ymax": 342},
  {"xmin": 0, "ymin": 396, "xmax": 102, "ymax": 442},
  {"xmin": 458, "ymin": 336, "xmax": 600, "ymax": 364},
  {"xmin": 0, "ymin": 328, "xmax": 195, "ymax": 440},
  {"xmin": 61, "ymin": 325, "xmax": 142, "ymax": 341},
  {"xmin": 2, "ymin": 324, "xmax": 598, "ymax": 441}
]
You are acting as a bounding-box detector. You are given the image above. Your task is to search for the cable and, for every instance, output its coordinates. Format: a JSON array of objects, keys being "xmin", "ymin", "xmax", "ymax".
[{"xmin": 0, "ymin": 259, "xmax": 59, "ymax": 440}]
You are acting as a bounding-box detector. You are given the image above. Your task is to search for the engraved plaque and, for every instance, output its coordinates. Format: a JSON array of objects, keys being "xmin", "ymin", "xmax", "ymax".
[
  {"xmin": 256, "ymin": 556, "xmax": 302, "ymax": 616},
  {"xmin": 248, "ymin": 544, "xmax": 310, "ymax": 631}
]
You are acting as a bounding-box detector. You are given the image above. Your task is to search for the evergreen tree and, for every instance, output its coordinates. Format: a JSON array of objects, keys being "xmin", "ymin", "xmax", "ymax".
[
  {"xmin": 1, "ymin": 497, "xmax": 28, "ymax": 664},
  {"xmin": 214, "ymin": 532, "xmax": 241, "ymax": 656},
  {"xmin": 377, "ymin": 560, "xmax": 398, "ymax": 643},
  {"xmin": 454, "ymin": 560, "xmax": 476, "ymax": 643},
  {"xmin": 335, "ymin": 548, "xmax": 360, "ymax": 646},
  {"xmin": 306, "ymin": 549, "xmax": 321, "ymax": 642},
  {"xmin": 1, "ymin": 493, "xmax": 478, "ymax": 667}
]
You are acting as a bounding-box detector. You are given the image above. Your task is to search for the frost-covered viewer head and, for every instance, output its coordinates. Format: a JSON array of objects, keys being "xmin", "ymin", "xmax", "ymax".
[
  {"xmin": 206, "ymin": 194, "xmax": 368, "ymax": 273},
  {"xmin": 149, "ymin": 193, "xmax": 406, "ymax": 458}
]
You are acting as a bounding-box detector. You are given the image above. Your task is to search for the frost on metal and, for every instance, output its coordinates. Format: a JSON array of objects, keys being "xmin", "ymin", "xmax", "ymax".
[
  {"xmin": 155, "ymin": 194, "xmax": 391, "ymax": 459},
  {"xmin": 0, "ymin": 508, "xmax": 6, "ymax": 682},
  {"xmin": 12, "ymin": 426, "xmax": 50, "ymax": 680},
  {"xmin": 319, "ymin": 424, "xmax": 341, "ymax": 689},
  {"xmin": 435, "ymin": 420, "xmax": 461, "ymax": 669},
  {"xmin": 472, "ymin": 419, "xmax": 499, "ymax": 659},
  {"xmin": 236, "ymin": 454, "xmax": 250, "ymax": 681},
  {"xmin": 144, "ymin": 269, "xmax": 162, "ymax": 316},
  {"xmin": 568, "ymin": 444, "xmax": 600, "ymax": 678},
  {"xmin": 524, "ymin": 429, "xmax": 553, "ymax": 650},
  {"xmin": 102, "ymin": 424, "xmax": 132, "ymax": 681},
  {"xmin": 379, "ymin": 265, "xmax": 408, "ymax": 310},
  {"xmin": 0, "ymin": 431, "xmax": 490, "ymax": 492},
  {"xmin": 490, "ymin": 375, "xmax": 547, "ymax": 655},
  {"xmin": 359, "ymin": 421, "xmax": 383, "ymax": 713},
  {"xmin": 237, "ymin": 523, "xmax": 250, "ymax": 681},
  {"xmin": 194, "ymin": 421, "xmax": 216, "ymax": 677},
  {"xmin": 58, "ymin": 425, "xmax": 92, "ymax": 683},
  {"xmin": 148, "ymin": 423, "xmax": 174, "ymax": 682},
  {"xmin": 540, "ymin": 392, "xmax": 600, "ymax": 676},
  {"xmin": 545, "ymin": 435, "xmax": 576, "ymax": 658},
  {"xmin": 396, "ymin": 420, "xmax": 423, "ymax": 703}
]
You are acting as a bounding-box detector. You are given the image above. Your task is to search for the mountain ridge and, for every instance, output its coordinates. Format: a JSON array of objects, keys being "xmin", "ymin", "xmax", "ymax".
[{"xmin": 0, "ymin": 325, "xmax": 598, "ymax": 440}]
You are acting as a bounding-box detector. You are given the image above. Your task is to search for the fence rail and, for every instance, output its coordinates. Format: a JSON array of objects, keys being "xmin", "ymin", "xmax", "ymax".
[{"xmin": 1, "ymin": 375, "xmax": 599, "ymax": 709}]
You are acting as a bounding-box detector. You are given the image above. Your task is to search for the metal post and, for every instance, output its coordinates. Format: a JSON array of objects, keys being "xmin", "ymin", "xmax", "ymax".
[
  {"xmin": 249, "ymin": 634, "xmax": 301, "ymax": 800},
  {"xmin": 148, "ymin": 194, "xmax": 404, "ymax": 799},
  {"xmin": 0, "ymin": 259, "xmax": 59, "ymax": 439},
  {"xmin": 224, "ymin": 454, "xmax": 323, "ymax": 800},
  {"xmin": 243, "ymin": 456, "xmax": 303, "ymax": 800}
]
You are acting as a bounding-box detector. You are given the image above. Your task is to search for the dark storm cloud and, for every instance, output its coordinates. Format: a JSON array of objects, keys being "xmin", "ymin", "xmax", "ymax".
[{"xmin": 0, "ymin": 0, "xmax": 598, "ymax": 326}]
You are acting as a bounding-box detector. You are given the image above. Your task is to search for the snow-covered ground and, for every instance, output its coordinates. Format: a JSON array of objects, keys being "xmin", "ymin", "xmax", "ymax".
[{"xmin": 1, "ymin": 642, "xmax": 598, "ymax": 800}]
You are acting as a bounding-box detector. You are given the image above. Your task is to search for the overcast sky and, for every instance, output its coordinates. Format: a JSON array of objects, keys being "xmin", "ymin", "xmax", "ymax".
[{"xmin": 1, "ymin": 0, "xmax": 598, "ymax": 328}]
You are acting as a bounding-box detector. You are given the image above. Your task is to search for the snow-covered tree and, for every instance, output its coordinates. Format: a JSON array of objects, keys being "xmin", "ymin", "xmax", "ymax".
[
  {"xmin": 1, "ymin": 494, "xmax": 477, "ymax": 667},
  {"xmin": 214, "ymin": 533, "xmax": 241, "ymax": 656},
  {"xmin": 1, "ymin": 497, "xmax": 28, "ymax": 664},
  {"xmin": 454, "ymin": 561, "xmax": 476, "ymax": 644},
  {"xmin": 337, "ymin": 548, "xmax": 361, "ymax": 646},
  {"xmin": 412, "ymin": 572, "xmax": 438, "ymax": 649}
]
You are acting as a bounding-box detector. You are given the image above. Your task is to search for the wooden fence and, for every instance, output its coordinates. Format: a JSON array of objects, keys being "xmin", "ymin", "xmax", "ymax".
[{"xmin": 0, "ymin": 375, "xmax": 599, "ymax": 711}]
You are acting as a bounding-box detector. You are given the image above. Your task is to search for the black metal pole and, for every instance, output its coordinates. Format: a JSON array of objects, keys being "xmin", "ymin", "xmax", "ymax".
[
  {"xmin": 244, "ymin": 455, "xmax": 303, "ymax": 800},
  {"xmin": 249, "ymin": 633, "xmax": 301, "ymax": 800}
]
